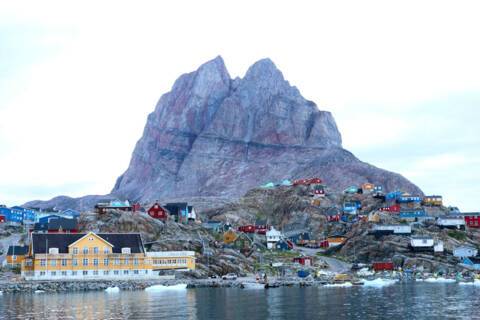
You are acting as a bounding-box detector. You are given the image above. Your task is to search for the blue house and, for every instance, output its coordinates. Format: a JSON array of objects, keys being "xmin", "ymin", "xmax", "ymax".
[
  {"xmin": 62, "ymin": 209, "xmax": 80, "ymax": 218},
  {"xmin": 397, "ymin": 195, "xmax": 422, "ymax": 204},
  {"xmin": 287, "ymin": 232, "xmax": 310, "ymax": 245},
  {"xmin": 462, "ymin": 257, "xmax": 480, "ymax": 270},
  {"xmin": 202, "ymin": 221, "xmax": 224, "ymax": 232},
  {"xmin": 385, "ymin": 191, "xmax": 403, "ymax": 201},
  {"xmin": 1, "ymin": 207, "xmax": 24, "ymax": 224},
  {"xmin": 275, "ymin": 240, "xmax": 292, "ymax": 251},
  {"xmin": 344, "ymin": 186, "xmax": 360, "ymax": 194},
  {"xmin": 400, "ymin": 209, "xmax": 426, "ymax": 219},
  {"xmin": 11, "ymin": 206, "xmax": 38, "ymax": 222},
  {"xmin": 343, "ymin": 202, "xmax": 358, "ymax": 214},
  {"xmin": 38, "ymin": 215, "xmax": 65, "ymax": 224}
]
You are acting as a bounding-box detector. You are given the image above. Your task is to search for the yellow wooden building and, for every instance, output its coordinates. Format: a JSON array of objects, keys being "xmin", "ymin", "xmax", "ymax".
[
  {"xmin": 423, "ymin": 195, "xmax": 443, "ymax": 206},
  {"xmin": 146, "ymin": 251, "xmax": 196, "ymax": 271},
  {"xmin": 21, "ymin": 232, "xmax": 154, "ymax": 280},
  {"xmin": 6, "ymin": 245, "xmax": 29, "ymax": 267}
]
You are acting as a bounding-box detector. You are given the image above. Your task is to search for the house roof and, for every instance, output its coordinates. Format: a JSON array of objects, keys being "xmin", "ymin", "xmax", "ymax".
[
  {"xmin": 411, "ymin": 236, "xmax": 433, "ymax": 240},
  {"xmin": 164, "ymin": 203, "xmax": 188, "ymax": 215},
  {"xmin": 31, "ymin": 233, "xmax": 145, "ymax": 254},
  {"xmin": 7, "ymin": 245, "xmax": 29, "ymax": 256},
  {"xmin": 34, "ymin": 218, "xmax": 78, "ymax": 231},
  {"xmin": 255, "ymin": 219, "xmax": 267, "ymax": 225},
  {"xmin": 454, "ymin": 245, "xmax": 477, "ymax": 251},
  {"xmin": 458, "ymin": 212, "xmax": 480, "ymax": 216}
]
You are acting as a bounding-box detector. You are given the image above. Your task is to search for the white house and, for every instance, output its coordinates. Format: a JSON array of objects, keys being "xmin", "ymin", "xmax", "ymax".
[
  {"xmin": 410, "ymin": 236, "xmax": 434, "ymax": 251},
  {"xmin": 266, "ymin": 227, "xmax": 282, "ymax": 249},
  {"xmin": 434, "ymin": 241, "xmax": 444, "ymax": 253},
  {"xmin": 436, "ymin": 217, "xmax": 465, "ymax": 230},
  {"xmin": 453, "ymin": 246, "xmax": 478, "ymax": 258},
  {"xmin": 371, "ymin": 225, "xmax": 411, "ymax": 235}
]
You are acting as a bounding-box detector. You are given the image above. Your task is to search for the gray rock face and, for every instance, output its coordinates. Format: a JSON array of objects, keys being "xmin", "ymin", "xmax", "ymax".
[{"xmin": 112, "ymin": 56, "xmax": 421, "ymax": 202}]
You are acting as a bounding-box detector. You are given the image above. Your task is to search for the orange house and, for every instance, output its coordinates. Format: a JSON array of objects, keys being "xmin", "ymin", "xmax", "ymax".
[{"xmin": 6, "ymin": 245, "xmax": 29, "ymax": 267}]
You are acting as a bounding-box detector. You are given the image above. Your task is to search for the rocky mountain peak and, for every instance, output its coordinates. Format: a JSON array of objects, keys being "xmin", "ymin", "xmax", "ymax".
[{"xmin": 25, "ymin": 56, "xmax": 422, "ymax": 210}]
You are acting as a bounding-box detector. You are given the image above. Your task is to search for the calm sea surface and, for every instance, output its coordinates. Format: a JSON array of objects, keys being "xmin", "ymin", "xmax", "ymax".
[{"xmin": 1, "ymin": 283, "xmax": 480, "ymax": 320}]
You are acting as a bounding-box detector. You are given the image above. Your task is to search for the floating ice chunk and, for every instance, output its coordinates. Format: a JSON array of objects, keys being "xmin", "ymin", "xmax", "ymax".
[
  {"xmin": 145, "ymin": 284, "xmax": 187, "ymax": 292},
  {"xmin": 459, "ymin": 280, "xmax": 480, "ymax": 286},
  {"xmin": 362, "ymin": 278, "xmax": 397, "ymax": 288},
  {"xmin": 324, "ymin": 282, "xmax": 353, "ymax": 287},
  {"xmin": 420, "ymin": 277, "xmax": 456, "ymax": 283},
  {"xmin": 34, "ymin": 290, "xmax": 45, "ymax": 294},
  {"xmin": 105, "ymin": 286, "xmax": 120, "ymax": 293}
]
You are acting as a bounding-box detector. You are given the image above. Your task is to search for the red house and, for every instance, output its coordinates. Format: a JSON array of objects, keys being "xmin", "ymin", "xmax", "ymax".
[
  {"xmin": 148, "ymin": 202, "xmax": 168, "ymax": 221},
  {"xmin": 372, "ymin": 262, "xmax": 394, "ymax": 272},
  {"xmin": 293, "ymin": 256, "xmax": 314, "ymax": 266},
  {"xmin": 238, "ymin": 225, "xmax": 256, "ymax": 233},
  {"xmin": 380, "ymin": 204, "xmax": 401, "ymax": 213},
  {"xmin": 462, "ymin": 213, "xmax": 480, "ymax": 228},
  {"xmin": 319, "ymin": 240, "xmax": 329, "ymax": 248},
  {"xmin": 0, "ymin": 215, "xmax": 5, "ymax": 223},
  {"xmin": 293, "ymin": 177, "xmax": 323, "ymax": 186}
]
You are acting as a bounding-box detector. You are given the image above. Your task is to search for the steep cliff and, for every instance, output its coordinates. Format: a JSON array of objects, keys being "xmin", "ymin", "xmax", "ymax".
[{"xmin": 112, "ymin": 56, "xmax": 421, "ymax": 202}]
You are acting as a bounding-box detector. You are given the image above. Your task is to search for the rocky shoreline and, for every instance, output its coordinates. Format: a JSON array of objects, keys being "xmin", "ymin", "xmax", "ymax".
[{"xmin": 0, "ymin": 278, "xmax": 317, "ymax": 294}]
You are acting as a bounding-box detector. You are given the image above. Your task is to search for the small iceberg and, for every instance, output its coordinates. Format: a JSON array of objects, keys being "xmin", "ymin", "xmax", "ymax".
[
  {"xmin": 459, "ymin": 279, "xmax": 480, "ymax": 286},
  {"xmin": 362, "ymin": 278, "xmax": 397, "ymax": 288},
  {"xmin": 105, "ymin": 286, "xmax": 120, "ymax": 293},
  {"xmin": 241, "ymin": 282, "xmax": 265, "ymax": 290},
  {"xmin": 324, "ymin": 282, "xmax": 353, "ymax": 288},
  {"xmin": 145, "ymin": 284, "xmax": 187, "ymax": 292},
  {"xmin": 420, "ymin": 277, "xmax": 456, "ymax": 283},
  {"xmin": 0, "ymin": 291, "xmax": 3, "ymax": 295},
  {"xmin": 34, "ymin": 290, "xmax": 45, "ymax": 294}
]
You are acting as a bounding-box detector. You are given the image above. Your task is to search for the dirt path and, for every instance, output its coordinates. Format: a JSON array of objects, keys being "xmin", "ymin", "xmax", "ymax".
[{"xmin": 294, "ymin": 245, "xmax": 351, "ymax": 273}]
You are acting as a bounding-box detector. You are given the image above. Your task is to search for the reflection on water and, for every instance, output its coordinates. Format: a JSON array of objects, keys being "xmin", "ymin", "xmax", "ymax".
[{"xmin": 1, "ymin": 283, "xmax": 480, "ymax": 319}]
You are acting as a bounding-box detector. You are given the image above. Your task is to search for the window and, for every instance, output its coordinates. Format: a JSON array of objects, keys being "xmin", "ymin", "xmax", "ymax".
[
  {"xmin": 83, "ymin": 271, "xmax": 88, "ymax": 275},
  {"xmin": 61, "ymin": 259, "xmax": 67, "ymax": 266},
  {"xmin": 104, "ymin": 258, "xmax": 109, "ymax": 266},
  {"xmin": 134, "ymin": 270, "xmax": 139, "ymax": 275},
  {"xmin": 72, "ymin": 271, "xmax": 77, "ymax": 276},
  {"xmin": 72, "ymin": 259, "xmax": 78, "ymax": 266},
  {"xmin": 93, "ymin": 259, "xmax": 98, "ymax": 266},
  {"xmin": 103, "ymin": 270, "xmax": 109, "ymax": 275},
  {"xmin": 104, "ymin": 247, "xmax": 109, "ymax": 254},
  {"xmin": 83, "ymin": 247, "xmax": 88, "ymax": 254},
  {"xmin": 83, "ymin": 258, "xmax": 88, "ymax": 266},
  {"xmin": 114, "ymin": 270, "xmax": 119, "ymax": 275},
  {"xmin": 93, "ymin": 247, "xmax": 99, "ymax": 254},
  {"xmin": 73, "ymin": 247, "xmax": 78, "ymax": 255},
  {"xmin": 134, "ymin": 258, "xmax": 138, "ymax": 265},
  {"xmin": 12, "ymin": 255, "xmax": 17, "ymax": 261},
  {"xmin": 123, "ymin": 270, "xmax": 129, "ymax": 275},
  {"xmin": 115, "ymin": 258, "xmax": 120, "ymax": 265},
  {"xmin": 144, "ymin": 270, "xmax": 148, "ymax": 274},
  {"xmin": 124, "ymin": 258, "xmax": 129, "ymax": 265},
  {"xmin": 40, "ymin": 271, "xmax": 46, "ymax": 276},
  {"xmin": 50, "ymin": 260, "xmax": 56, "ymax": 267},
  {"xmin": 51, "ymin": 271, "xmax": 56, "ymax": 276},
  {"xmin": 93, "ymin": 270, "xmax": 99, "ymax": 276},
  {"xmin": 40, "ymin": 259, "xmax": 46, "ymax": 267},
  {"xmin": 61, "ymin": 271, "xmax": 67, "ymax": 276}
]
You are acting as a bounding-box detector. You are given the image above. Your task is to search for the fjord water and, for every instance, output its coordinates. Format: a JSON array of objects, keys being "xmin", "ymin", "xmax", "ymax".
[{"xmin": 1, "ymin": 283, "xmax": 479, "ymax": 319}]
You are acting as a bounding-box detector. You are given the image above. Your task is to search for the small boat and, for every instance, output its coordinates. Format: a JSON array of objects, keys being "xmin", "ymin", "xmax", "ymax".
[
  {"xmin": 241, "ymin": 282, "xmax": 266, "ymax": 289},
  {"xmin": 352, "ymin": 279, "xmax": 364, "ymax": 286}
]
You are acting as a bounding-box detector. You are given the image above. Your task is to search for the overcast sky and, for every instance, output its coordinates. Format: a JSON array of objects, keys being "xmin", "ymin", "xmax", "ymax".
[{"xmin": 0, "ymin": 1, "xmax": 479, "ymax": 210}]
